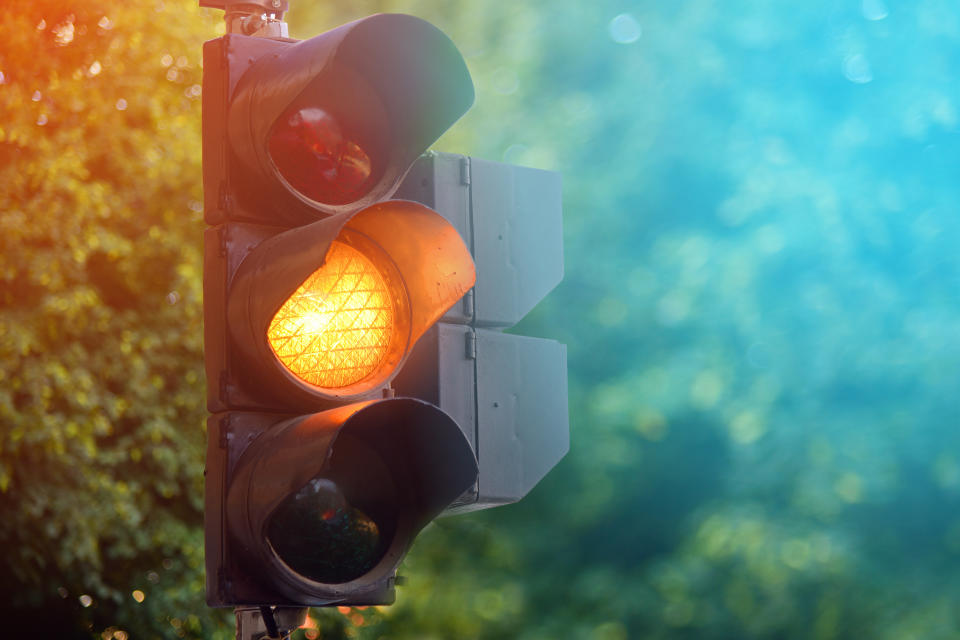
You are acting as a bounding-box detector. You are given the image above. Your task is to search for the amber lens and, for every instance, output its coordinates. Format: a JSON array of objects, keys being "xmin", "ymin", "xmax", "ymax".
[{"xmin": 268, "ymin": 240, "xmax": 395, "ymax": 389}]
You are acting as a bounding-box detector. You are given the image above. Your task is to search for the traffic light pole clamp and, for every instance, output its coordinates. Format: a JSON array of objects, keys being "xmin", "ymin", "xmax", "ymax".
[
  {"xmin": 235, "ymin": 605, "xmax": 305, "ymax": 640},
  {"xmin": 200, "ymin": 0, "xmax": 290, "ymax": 37}
]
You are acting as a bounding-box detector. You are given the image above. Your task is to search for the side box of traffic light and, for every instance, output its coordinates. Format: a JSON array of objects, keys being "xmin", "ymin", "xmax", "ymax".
[{"xmin": 394, "ymin": 153, "xmax": 569, "ymax": 512}]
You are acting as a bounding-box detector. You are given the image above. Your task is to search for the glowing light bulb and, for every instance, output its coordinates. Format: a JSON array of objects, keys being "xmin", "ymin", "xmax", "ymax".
[{"xmin": 268, "ymin": 241, "xmax": 394, "ymax": 389}]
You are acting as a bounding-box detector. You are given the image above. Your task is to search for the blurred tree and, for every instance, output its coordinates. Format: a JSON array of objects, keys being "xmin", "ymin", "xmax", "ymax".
[{"xmin": 0, "ymin": 1, "xmax": 229, "ymax": 637}]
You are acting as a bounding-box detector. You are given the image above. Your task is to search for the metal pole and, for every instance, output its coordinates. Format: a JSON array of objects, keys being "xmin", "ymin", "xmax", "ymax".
[{"xmin": 235, "ymin": 606, "xmax": 308, "ymax": 640}]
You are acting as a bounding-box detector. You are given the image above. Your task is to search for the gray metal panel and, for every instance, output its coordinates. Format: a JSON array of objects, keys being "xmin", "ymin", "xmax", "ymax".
[
  {"xmin": 430, "ymin": 154, "xmax": 474, "ymax": 324},
  {"xmin": 393, "ymin": 323, "xmax": 479, "ymax": 512},
  {"xmin": 470, "ymin": 159, "xmax": 563, "ymax": 328},
  {"xmin": 435, "ymin": 324, "xmax": 480, "ymax": 510},
  {"xmin": 395, "ymin": 152, "xmax": 473, "ymax": 324},
  {"xmin": 435, "ymin": 324, "xmax": 477, "ymax": 452},
  {"xmin": 430, "ymin": 153, "xmax": 472, "ymax": 249},
  {"xmin": 395, "ymin": 152, "xmax": 472, "ymax": 248},
  {"xmin": 474, "ymin": 330, "xmax": 569, "ymax": 504},
  {"xmin": 396, "ymin": 154, "xmax": 568, "ymax": 515}
]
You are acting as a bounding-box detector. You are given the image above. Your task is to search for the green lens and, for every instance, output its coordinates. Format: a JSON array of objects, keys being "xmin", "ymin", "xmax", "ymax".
[{"xmin": 266, "ymin": 434, "xmax": 399, "ymax": 584}]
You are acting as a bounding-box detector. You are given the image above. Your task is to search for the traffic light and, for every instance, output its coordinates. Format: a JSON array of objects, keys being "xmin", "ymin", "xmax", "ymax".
[
  {"xmin": 201, "ymin": 8, "xmax": 480, "ymax": 607},
  {"xmin": 200, "ymin": 2, "xmax": 569, "ymax": 620}
]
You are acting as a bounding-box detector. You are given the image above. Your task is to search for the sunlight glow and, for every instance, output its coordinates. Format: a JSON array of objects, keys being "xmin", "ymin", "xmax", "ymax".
[{"xmin": 268, "ymin": 241, "xmax": 394, "ymax": 389}]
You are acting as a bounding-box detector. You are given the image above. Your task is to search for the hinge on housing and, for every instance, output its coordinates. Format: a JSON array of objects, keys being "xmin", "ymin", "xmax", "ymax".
[
  {"xmin": 459, "ymin": 156, "xmax": 471, "ymax": 186},
  {"xmin": 217, "ymin": 182, "xmax": 232, "ymax": 216},
  {"xmin": 462, "ymin": 289, "xmax": 475, "ymax": 318},
  {"xmin": 218, "ymin": 226, "xmax": 228, "ymax": 257},
  {"xmin": 464, "ymin": 330, "xmax": 477, "ymax": 360},
  {"xmin": 218, "ymin": 415, "xmax": 231, "ymax": 449},
  {"xmin": 217, "ymin": 567, "xmax": 230, "ymax": 595}
]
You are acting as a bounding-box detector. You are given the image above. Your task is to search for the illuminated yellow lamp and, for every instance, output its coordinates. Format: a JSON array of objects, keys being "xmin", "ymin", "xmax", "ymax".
[{"xmin": 267, "ymin": 240, "xmax": 396, "ymax": 389}]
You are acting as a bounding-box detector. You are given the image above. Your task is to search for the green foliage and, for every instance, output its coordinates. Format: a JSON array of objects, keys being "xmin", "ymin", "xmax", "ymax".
[
  {"xmin": 0, "ymin": 1, "xmax": 230, "ymax": 636},
  {"xmin": 4, "ymin": 0, "xmax": 960, "ymax": 638}
]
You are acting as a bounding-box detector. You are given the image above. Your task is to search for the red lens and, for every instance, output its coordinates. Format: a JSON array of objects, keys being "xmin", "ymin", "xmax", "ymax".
[{"xmin": 268, "ymin": 107, "xmax": 373, "ymax": 205}]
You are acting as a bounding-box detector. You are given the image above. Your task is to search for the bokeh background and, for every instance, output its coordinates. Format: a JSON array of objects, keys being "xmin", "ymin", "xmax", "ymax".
[{"xmin": 3, "ymin": 0, "xmax": 960, "ymax": 638}]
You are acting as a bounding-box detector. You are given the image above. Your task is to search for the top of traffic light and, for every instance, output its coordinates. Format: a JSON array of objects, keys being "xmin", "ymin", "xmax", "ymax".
[
  {"xmin": 199, "ymin": 0, "xmax": 289, "ymax": 11},
  {"xmin": 209, "ymin": 12, "xmax": 475, "ymax": 226}
]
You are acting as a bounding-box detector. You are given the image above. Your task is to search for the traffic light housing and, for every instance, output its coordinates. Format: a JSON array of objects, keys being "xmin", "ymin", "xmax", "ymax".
[
  {"xmin": 203, "ymin": 12, "xmax": 480, "ymax": 607},
  {"xmin": 201, "ymin": 7, "xmax": 568, "ymax": 612}
]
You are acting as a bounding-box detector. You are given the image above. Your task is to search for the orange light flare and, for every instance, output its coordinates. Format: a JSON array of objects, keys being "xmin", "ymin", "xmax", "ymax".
[{"xmin": 268, "ymin": 241, "xmax": 395, "ymax": 389}]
